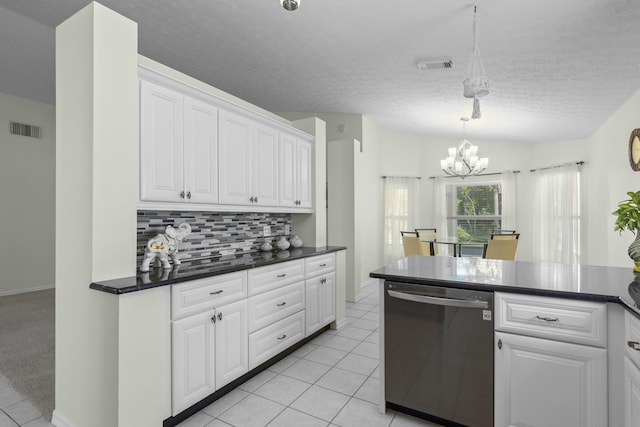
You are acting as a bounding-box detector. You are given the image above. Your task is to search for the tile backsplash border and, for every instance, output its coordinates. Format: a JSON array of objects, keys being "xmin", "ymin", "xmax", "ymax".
[{"xmin": 137, "ymin": 210, "xmax": 292, "ymax": 265}]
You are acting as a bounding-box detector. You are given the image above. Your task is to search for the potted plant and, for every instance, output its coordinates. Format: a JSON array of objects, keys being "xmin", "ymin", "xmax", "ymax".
[{"xmin": 613, "ymin": 191, "xmax": 640, "ymax": 271}]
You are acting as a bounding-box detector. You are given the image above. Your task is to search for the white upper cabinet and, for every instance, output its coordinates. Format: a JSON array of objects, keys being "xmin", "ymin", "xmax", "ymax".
[
  {"xmin": 140, "ymin": 79, "xmax": 184, "ymax": 203},
  {"xmin": 279, "ymin": 132, "xmax": 312, "ymax": 209},
  {"xmin": 219, "ymin": 110, "xmax": 279, "ymax": 207},
  {"xmin": 140, "ymin": 79, "xmax": 218, "ymax": 204},
  {"xmin": 139, "ymin": 70, "xmax": 313, "ymax": 212}
]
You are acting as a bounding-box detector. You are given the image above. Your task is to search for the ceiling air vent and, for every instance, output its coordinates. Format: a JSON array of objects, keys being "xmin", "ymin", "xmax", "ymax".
[
  {"xmin": 10, "ymin": 121, "xmax": 41, "ymax": 138},
  {"xmin": 416, "ymin": 56, "xmax": 454, "ymax": 70}
]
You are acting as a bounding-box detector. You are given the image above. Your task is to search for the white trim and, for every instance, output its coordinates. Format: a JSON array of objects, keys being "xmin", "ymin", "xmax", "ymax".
[
  {"xmin": 332, "ymin": 317, "xmax": 348, "ymax": 331},
  {"xmin": 137, "ymin": 201, "xmax": 312, "ymax": 214},
  {"xmin": 0, "ymin": 284, "xmax": 54, "ymax": 297},
  {"xmin": 51, "ymin": 410, "xmax": 75, "ymax": 427}
]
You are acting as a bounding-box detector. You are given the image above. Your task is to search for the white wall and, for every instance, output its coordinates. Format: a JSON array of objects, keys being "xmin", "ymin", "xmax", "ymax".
[{"xmin": 0, "ymin": 92, "xmax": 55, "ymax": 296}]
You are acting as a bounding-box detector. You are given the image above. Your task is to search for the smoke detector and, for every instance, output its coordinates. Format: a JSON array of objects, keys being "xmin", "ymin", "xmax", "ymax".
[{"xmin": 416, "ymin": 57, "xmax": 454, "ymax": 70}]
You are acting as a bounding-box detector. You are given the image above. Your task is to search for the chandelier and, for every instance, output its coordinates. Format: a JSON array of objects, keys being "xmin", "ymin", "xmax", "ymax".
[
  {"xmin": 440, "ymin": 117, "xmax": 489, "ymax": 178},
  {"xmin": 463, "ymin": 2, "xmax": 489, "ymax": 119},
  {"xmin": 280, "ymin": 0, "xmax": 301, "ymax": 11}
]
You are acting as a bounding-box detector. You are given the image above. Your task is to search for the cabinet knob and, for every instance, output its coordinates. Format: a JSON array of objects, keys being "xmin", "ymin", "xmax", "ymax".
[
  {"xmin": 628, "ymin": 341, "xmax": 640, "ymax": 351},
  {"xmin": 210, "ymin": 290, "xmax": 224, "ymax": 295},
  {"xmin": 277, "ymin": 274, "xmax": 286, "ymax": 278},
  {"xmin": 180, "ymin": 191, "xmax": 185, "ymax": 199},
  {"xmin": 218, "ymin": 312, "xmax": 223, "ymax": 321},
  {"xmin": 211, "ymin": 310, "xmax": 216, "ymax": 324},
  {"xmin": 186, "ymin": 191, "xmax": 191, "ymax": 199},
  {"xmin": 255, "ymin": 196, "xmax": 258, "ymax": 203},
  {"xmin": 250, "ymin": 196, "xmax": 255, "ymax": 203},
  {"xmin": 497, "ymin": 339, "xmax": 502, "ymax": 350},
  {"xmin": 277, "ymin": 302, "xmax": 287, "ymax": 307},
  {"xmin": 277, "ymin": 334, "xmax": 287, "ymax": 340}
]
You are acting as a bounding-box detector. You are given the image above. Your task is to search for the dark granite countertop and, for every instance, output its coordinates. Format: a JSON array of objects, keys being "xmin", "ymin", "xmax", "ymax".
[
  {"xmin": 370, "ymin": 255, "xmax": 640, "ymax": 317},
  {"xmin": 91, "ymin": 246, "xmax": 346, "ymax": 295}
]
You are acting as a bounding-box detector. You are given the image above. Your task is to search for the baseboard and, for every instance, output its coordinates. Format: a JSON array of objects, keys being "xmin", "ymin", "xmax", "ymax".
[
  {"xmin": 0, "ymin": 284, "xmax": 54, "ymax": 297},
  {"xmin": 51, "ymin": 410, "xmax": 75, "ymax": 427},
  {"xmin": 360, "ymin": 278, "xmax": 378, "ymax": 289},
  {"xmin": 333, "ymin": 317, "xmax": 348, "ymax": 331}
]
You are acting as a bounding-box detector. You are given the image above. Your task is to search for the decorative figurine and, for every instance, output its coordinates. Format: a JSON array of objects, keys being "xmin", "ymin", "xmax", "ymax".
[
  {"xmin": 261, "ymin": 241, "xmax": 273, "ymax": 251},
  {"xmin": 140, "ymin": 223, "xmax": 192, "ymax": 272},
  {"xmin": 290, "ymin": 234, "xmax": 303, "ymax": 248}
]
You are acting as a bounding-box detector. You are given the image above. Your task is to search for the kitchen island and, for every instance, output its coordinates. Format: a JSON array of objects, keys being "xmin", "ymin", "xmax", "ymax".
[{"xmin": 370, "ymin": 255, "xmax": 640, "ymax": 427}]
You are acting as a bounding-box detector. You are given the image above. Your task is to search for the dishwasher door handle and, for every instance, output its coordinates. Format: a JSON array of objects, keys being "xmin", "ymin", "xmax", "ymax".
[{"xmin": 387, "ymin": 290, "xmax": 489, "ymax": 309}]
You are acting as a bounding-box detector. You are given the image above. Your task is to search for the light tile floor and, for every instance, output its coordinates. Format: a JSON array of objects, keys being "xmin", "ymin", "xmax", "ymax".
[
  {"xmin": 176, "ymin": 282, "xmax": 443, "ymax": 427},
  {"xmin": 0, "ymin": 281, "xmax": 443, "ymax": 427},
  {"xmin": 0, "ymin": 373, "xmax": 53, "ymax": 427}
]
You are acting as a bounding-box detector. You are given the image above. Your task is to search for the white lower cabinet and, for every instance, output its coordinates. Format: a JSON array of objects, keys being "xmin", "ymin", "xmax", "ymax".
[
  {"xmin": 624, "ymin": 356, "xmax": 640, "ymax": 427},
  {"xmin": 171, "ymin": 310, "xmax": 215, "ymax": 414},
  {"xmin": 495, "ymin": 331, "xmax": 607, "ymax": 427},
  {"xmin": 494, "ymin": 292, "xmax": 608, "ymax": 427},
  {"xmin": 171, "ymin": 288, "xmax": 248, "ymax": 415},
  {"xmin": 306, "ymin": 272, "xmax": 335, "ymax": 336},
  {"xmin": 249, "ymin": 311, "xmax": 305, "ymax": 370},
  {"xmin": 214, "ymin": 299, "xmax": 248, "ymax": 389}
]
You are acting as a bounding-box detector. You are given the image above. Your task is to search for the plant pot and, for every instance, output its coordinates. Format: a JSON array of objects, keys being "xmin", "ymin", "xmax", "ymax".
[{"xmin": 629, "ymin": 233, "xmax": 640, "ymax": 272}]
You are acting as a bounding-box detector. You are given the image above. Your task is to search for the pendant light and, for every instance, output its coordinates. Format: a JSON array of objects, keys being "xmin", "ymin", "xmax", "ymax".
[{"xmin": 463, "ymin": 2, "xmax": 489, "ymax": 119}]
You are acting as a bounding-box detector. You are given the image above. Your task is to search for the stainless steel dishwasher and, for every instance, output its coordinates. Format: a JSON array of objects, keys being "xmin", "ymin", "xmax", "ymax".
[{"xmin": 384, "ymin": 281, "xmax": 494, "ymax": 427}]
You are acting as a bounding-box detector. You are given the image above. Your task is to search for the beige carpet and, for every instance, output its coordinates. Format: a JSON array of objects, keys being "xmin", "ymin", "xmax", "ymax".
[{"xmin": 0, "ymin": 289, "xmax": 54, "ymax": 421}]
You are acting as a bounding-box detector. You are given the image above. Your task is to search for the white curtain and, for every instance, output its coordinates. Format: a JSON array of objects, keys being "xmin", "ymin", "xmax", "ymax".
[
  {"xmin": 383, "ymin": 177, "xmax": 420, "ymax": 264},
  {"xmin": 533, "ymin": 164, "xmax": 581, "ymax": 264},
  {"xmin": 501, "ymin": 171, "xmax": 518, "ymax": 230},
  {"xmin": 433, "ymin": 177, "xmax": 449, "ymax": 238}
]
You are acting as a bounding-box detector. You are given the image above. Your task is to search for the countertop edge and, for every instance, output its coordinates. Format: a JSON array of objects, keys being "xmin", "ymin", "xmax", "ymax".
[{"xmin": 91, "ymin": 246, "xmax": 347, "ymax": 295}]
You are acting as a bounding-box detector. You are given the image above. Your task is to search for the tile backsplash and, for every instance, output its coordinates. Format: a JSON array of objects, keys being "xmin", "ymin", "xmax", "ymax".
[{"xmin": 137, "ymin": 210, "xmax": 292, "ymax": 264}]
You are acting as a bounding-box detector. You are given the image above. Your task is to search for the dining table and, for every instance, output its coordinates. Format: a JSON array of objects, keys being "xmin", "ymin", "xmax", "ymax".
[{"xmin": 421, "ymin": 237, "xmax": 488, "ymax": 257}]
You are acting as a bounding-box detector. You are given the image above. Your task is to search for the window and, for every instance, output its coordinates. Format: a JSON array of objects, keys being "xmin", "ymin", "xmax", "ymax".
[
  {"xmin": 383, "ymin": 177, "xmax": 420, "ymax": 264},
  {"xmin": 446, "ymin": 181, "xmax": 502, "ymax": 255}
]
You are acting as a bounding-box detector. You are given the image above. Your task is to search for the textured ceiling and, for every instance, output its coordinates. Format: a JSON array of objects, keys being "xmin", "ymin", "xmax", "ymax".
[{"xmin": 1, "ymin": 0, "xmax": 640, "ymax": 143}]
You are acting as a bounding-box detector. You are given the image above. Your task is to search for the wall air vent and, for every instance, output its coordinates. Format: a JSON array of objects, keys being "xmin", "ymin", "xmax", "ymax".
[
  {"xmin": 416, "ymin": 57, "xmax": 454, "ymax": 70},
  {"xmin": 10, "ymin": 121, "xmax": 41, "ymax": 138}
]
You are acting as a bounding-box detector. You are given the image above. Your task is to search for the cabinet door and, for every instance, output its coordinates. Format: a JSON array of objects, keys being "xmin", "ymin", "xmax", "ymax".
[
  {"xmin": 625, "ymin": 356, "xmax": 640, "ymax": 427},
  {"xmin": 184, "ymin": 97, "xmax": 218, "ymax": 204},
  {"xmin": 252, "ymin": 123, "xmax": 279, "ymax": 206},
  {"xmin": 215, "ymin": 299, "xmax": 248, "ymax": 389},
  {"xmin": 278, "ymin": 133, "xmax": 297, "ymax": 208},
  {"xmin": 140, "ymin": 79, "xmax": 184, "ymax": 203},
  {"xmin": 495, "ymin": 331, "xmax": 607, "ymax": 427},
  {"xmin": 171, "ymin": 310, "xmax": 215, "ymax": 415},
  {"xmin": 305, "ymin": 277, "xmax": 321, "ymax": 336},
  {"xmin": 296, "ymin": 139, "xmax": 313, "ymax": 208},
  {"xmin": 319, "ymin": 273, "xmax": 336, "ymax": 326},
  {"xmin": 219, "ymin": 110, "xmax": 252, "ymax": 205}
]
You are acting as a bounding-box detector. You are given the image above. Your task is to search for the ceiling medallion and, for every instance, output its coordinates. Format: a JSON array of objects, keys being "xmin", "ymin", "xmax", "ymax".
[{"xmin": 280, "ymin": 0, "xmax": 301, "ymax": 11}]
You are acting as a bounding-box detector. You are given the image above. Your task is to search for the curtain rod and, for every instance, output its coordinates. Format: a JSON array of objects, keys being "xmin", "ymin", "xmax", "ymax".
[
  {"xmin": 428, "ymin": 170, "xmax": 520, "ymax": 179},
  {"xmin": 529, "ymin": 161, "xmax": 585, "ymax": 173},
  {"xmin": 381, "ymin": 175, "xmax": 422, "ymax": 179}
]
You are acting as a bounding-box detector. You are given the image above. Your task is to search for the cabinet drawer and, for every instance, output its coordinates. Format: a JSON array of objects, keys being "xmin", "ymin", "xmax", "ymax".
[
  {"xmin": 248, "ymin": 260, "xmax": 305, "ymax": 296},
  {"xmin": 305, "ymin": 253, "xmax": 335, "ymax": 278},
  {"xmin": 626, "ymin": 311, "xmax": 640, "ymax": 367},
  {"xmin": 495, "ymin": 292, "xmax": 607, "ymax": 347},
  {"xmin": 171, "ymin": 271, "xmax": 247, "ymax": 320},
  {"xmin": 248, "ymin": 311, "xmax": 305, "ymax": 370},
  {"xmin": 248, "ymin": 281, "xmax": 305, "ymax": 333}
]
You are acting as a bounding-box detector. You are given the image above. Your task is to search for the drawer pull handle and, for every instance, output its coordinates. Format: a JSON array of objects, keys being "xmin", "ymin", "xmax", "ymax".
[
  {"xmin": 210, "ymin": 290, "xmax": 224, "ymax": 295},
  {"xmin": 277, "ymin": 334, "xmax": 287, "ymax": 340},
  {"xmin": 277, "ymin": 302, "xmax": 287, "ymax": 307},
  {"xmin": 277, "ymin": 274, "xmax": 286, "ymax": 278},
  {"xmin": 319, "ymin": 263, "xmax": 327, "ymax": 267},
  {"xmin": 628, "ymin": 341, "xmax": 640, "ymax": 351},
  {"xmin": 535, "ymin": 315, "xmax": 559, "ymax": 322}
]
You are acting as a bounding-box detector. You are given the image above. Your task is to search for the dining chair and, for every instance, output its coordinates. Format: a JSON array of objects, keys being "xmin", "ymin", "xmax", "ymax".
[
  {"xmin": 483, "ymin": 233, "xmax": 519, "ymax": 260},
  {"xmin": 415, "ymin": 228, "xmax": 437, "ymax": 255},
  {"xmin": 491, "ymin": 230, "xmax": 519, "ymax": 240},
  {"xmin": 401, "ymin": 231, "xmax": 430, "ymax": 256}
]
